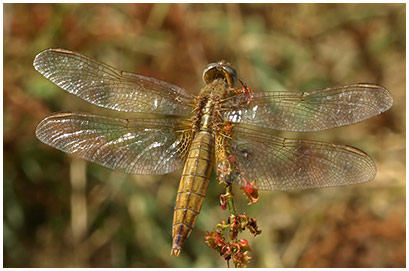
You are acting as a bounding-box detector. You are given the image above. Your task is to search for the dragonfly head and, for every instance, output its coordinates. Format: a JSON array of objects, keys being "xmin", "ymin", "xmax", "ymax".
[{"xmin": 203, "ymin": 61, "xmax": 237, "ymax": 87}]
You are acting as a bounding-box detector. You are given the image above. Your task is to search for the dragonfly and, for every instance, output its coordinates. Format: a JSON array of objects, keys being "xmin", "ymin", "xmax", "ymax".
[{"xmin": 34, "ymin": 48, "xmax": 393, "ymax": 256}]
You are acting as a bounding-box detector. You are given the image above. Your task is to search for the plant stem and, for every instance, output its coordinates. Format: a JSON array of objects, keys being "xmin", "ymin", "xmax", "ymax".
[{"xmin": 225, "ymin": 184, "xmax": 237, "ymax": 216}]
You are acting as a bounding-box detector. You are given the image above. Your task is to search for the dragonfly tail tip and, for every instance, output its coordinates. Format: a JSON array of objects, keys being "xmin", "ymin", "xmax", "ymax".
[{"xmin": 170, "ymin": 248, "xmax": 181, "ymax": 256}]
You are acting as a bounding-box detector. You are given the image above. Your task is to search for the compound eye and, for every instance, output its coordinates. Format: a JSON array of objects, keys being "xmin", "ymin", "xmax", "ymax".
[{"xmin": 202, "ymin": 61, "xmax": 237, "ymax": 87}]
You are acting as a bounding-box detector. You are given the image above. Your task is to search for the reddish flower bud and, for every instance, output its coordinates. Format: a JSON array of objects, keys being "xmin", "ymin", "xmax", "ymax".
[
  {"xmin": 239, "ymin": 178, "xmax": 259, "ymax": 205},
  {"xmin": 205, "ymin": 231, "xmax": 225, "ymax": 249},
  {"xmin": 220, "ymin": 194, "xmax": 227, "ymax": 210},
  {"xmin": 239, "ymin": 239, "xmax": 248, "ymax": 247}
]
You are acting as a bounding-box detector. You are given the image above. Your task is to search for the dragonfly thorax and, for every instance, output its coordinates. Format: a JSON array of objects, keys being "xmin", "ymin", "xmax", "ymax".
[{"xmin": 192, "ymin": 79, "xmax": 229, "ymax": 134}]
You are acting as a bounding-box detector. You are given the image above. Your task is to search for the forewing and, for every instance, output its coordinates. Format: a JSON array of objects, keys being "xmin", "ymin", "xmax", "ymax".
[
  {"xmin": 225, "ymin": 125, "xmax": 376, "ymax": 191},
  {"xmin": 36, "ymin": 112, "xmax": 192, "ymax": 174},
  {"xmin": 33, "ymin": 48, "xmax": 195, "ymax": 115},
  {"xmin": 223, "ymin": 83, "xmax": 393, "ymax": 131}
]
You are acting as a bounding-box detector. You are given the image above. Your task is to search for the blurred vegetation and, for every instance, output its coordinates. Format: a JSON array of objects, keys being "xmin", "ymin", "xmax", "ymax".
[{"xmin": 4, "ymin": 3, "xmax": 405, "ymax": 268}]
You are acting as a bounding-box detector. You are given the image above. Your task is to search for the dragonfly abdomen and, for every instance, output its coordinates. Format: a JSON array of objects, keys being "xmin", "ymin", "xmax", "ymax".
[{"xmin": 171, "ymin": 130, "xmax": 215, "ymax": 256}]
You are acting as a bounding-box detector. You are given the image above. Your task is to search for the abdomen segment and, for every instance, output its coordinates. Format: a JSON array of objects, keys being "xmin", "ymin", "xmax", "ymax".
[{"xmin": 171, "ymin": 131, "xmax": 214, "ymax": 256}]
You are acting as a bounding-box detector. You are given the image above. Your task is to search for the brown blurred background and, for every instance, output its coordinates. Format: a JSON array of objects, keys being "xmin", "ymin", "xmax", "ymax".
[{"xmin": 3, "ymin": 3, "xmax": 405, "ymax": 268}]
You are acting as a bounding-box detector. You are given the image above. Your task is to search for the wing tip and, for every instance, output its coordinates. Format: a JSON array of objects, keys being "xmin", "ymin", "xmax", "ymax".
[
  {"xmin": 35, "ymin": 111, "xmax": 74, "ymax": 140},
  {"xmin": 342, "ymin": 143, "xmax": 377, "ymax": 182},
  {"xmin": 35, "ymin": 116, "xmax": 51, "ymax": 144},
  {"xmin": 357, "ymin": 82, "xmax": 394, "ymax": 112},
  {"xmin": 33, "ymin": 50, "xmax": 45, "ymax": 72},
  {"xmin": 379, "ymin": 86, "xmax": 394, "ymax": 113},
  {"xmin": 33, "ymin": 48, "xmax": 74, "ymax": 72}
]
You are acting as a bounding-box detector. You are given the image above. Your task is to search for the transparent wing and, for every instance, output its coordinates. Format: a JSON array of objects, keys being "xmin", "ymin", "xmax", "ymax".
[
  {"xmin": 222, "ymin": 83, "xmax": 393, "ymax": 131},
  {"xmin": 225, "ymin": 125, "xmax": 376, "ymax": 191},
  {"xmin": 36, "ymin": 112, "xmax": 193, "ymax": 174},
  {"xmin": 33, "ymin": 48, "xmax": 195, "ymax": 116}
]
